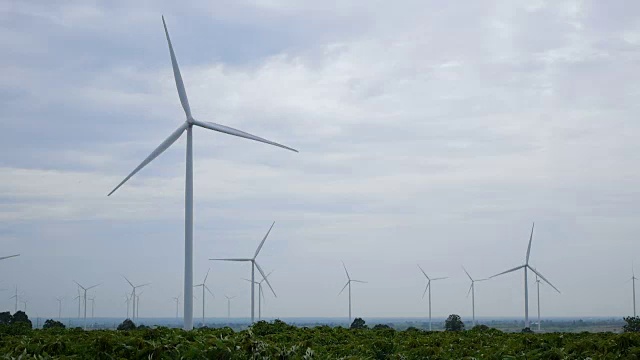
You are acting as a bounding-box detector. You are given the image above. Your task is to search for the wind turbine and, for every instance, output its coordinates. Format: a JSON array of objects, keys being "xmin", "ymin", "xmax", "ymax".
[
  {"xmin": 211, "ymin": 222, "xmax": 278, "ymax": 323},
  {"xmin": 418, "ymin": 265, "xmax": 447, "ymax": 331},
  {"xmin": 107, "ymin": 17, "xmax": 298, "ymax": 331},
  {"xmin": 490, "ymin": 223, "xmax": 560, "ymax": 329},
  {"xmin": 173, "ymin": 295, "xmax": 181, "ymax": 319},
  {"xmin": 243, "ymin": 270, "xmax": 274, "ymax": 321},
  {"xmin": 462, "ymin": 266, "xmax": 489, "ymax": 327},
  {"xmin": 74, "ymin": 289, "xmax": 81, "ymax": 319},
  {"xmin": 535, "ymin": 272, "xmax": 542, "ymax": 331},
  {"xmin": 224, "ymin": 295, "xmax": 235, "ymax": 319},
  {"xmin": 630, "ymin": 263, "xmax": 637, "ymax": 317},
  {"xmin": 124, "ymin": 293, "xmax": 132, "ymax": 319},
  {"xmin": 56, "ymin": 297, "xmax": 63, "ymax": 319},
  {"xmin": 21, "ymin": 299, "xmax": 28, "ymax": 312},
  {"xmin": 136, "ymin": 291, "xmax": 144, "ymax": 319},
  {"xmin": 194, "ymin": 269, "xmax": 214, "ymax": 327},
  {"xmin": 123, "ymin": 276, "xmax": 149, "ymax": 321},
  {"xmin": 338, "ymin": 262, "xmax": 367, "ymax": 324},
  {"xmin": 0, "ymin": 254, "xmax": 19, "ymax": 261},
  {"xmin": 89, "ymin": 296, "xmax": 96, "ymax": 319},
  {"xmin": 73, "ymin": 281, "xmax": 100, "ymax": 330},
  {"xmin": 9, "ymin": 286, "xmax": 19, "ymax": 312}
]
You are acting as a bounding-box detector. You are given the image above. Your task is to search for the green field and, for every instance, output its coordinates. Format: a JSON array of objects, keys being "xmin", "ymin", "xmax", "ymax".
[{"xmin": 2, "ymin": 319, "xmax": 640, "ymax": 359}]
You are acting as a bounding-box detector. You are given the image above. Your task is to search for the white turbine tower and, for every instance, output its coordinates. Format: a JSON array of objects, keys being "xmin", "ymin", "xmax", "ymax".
[
  {"xmin": 244, "ymin": 270, "xmax": 274, "ymax": 321},
  {"xmin": 194, "ymin": 269, "xmax": 214, "ymax": 327},
  {"xmin": 339, "ymin": 262, "xmax": 367, "ymax": 324},
  {"xmin": 535, "ymin": 272, "xmax": 542, "ymax": 331},
  {"xmin": 0, "ymin": 254, "xmax": 19, "ymax": 261},
  {"xmin": 124, "ymin": 293, "xmax": 132, "ymax": 319},
  {"xmin": 21, "ymin": 299, "xmax": 28, "ymax": 312},
  {"xmin": 123, "ymin": 277, "xmax": 149, "ymax": 321},
  {"xmin": 417, "ymin": 265, "xmax": 447, "ymax": 331},
  {"xmin": 9, "ymin": 286, "xmax": 19, "ymax": 312},
  {"xmin": 211, "ymin": 222, "xmax": 278, "ymax": 323},
  {"xmin": 173, "ymin": 295, "xmax": 181, "ymax": 319},
  {"xmin": 56, "ymin": 297, "xmax": 63, "ymax": 319},
  {"xmin": 107, "ymin": 17, "xmax": 298, "ymax": 331},
  {"xmin": 73, "ymin": 281, "xmax": 100, "ymax": 330},
  {"xmin": 225, "ymin": 295, "xmax": 235, "ymax": 319},
  {"xmin": 490, "ymin": 223, "xmax": 560, "ymax": 329},
  {"xmin": 462, "ymin": 266, "xmax": 488, "ymax": 327},
  {"xmin": 74, "ymin": 290, "xmax": 81, "ymax": 319},
  {"xmin": 89, "ymin": 296, "xmax": 96, "ymax": 319},
  {"xmin": 136, "ymin": 291, "xmax": 144, "ymax": 319}
]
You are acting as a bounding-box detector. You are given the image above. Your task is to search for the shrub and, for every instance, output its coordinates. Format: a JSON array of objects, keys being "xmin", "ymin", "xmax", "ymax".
[
  {"xmin": 624, "ymin": 316, "xmax": 640, "ymax": 333},
  {"xmin": 350, "ymin": 318, "xmax": 367, "ymax": 329},
  {"xmin": 43, "ymin": 319, "xmax": 66, "ymax": 330},
  {"xmin": 117, "ymin": 319, "xmax": 136, "ymax": 330},
  {"xmin": 521, "ymin": 327, "xmax": 534, "ymax": 333},
  {"xmin": 444, "ymin": 314, "xmax": 464, "ymax": 332}
]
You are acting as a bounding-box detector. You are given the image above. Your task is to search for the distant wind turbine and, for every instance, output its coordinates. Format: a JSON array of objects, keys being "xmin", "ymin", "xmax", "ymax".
[
  {"xmin": 339, "ymin": 262, "xmax": 367, "ymax": 324},
  {"xmin": 136, "ymin": 291, "xmax": 144, "ymax": 319},
  {"xmin": 56, "ymin": 297, "xmax": 63, "ymax": 319},
  {"xmin": 74, "ymin": 289, "xmax": 81, "ymax": 319},
  {"xmin": 9, "ymin": 286, "xmax": 19, "ymax": 312},
  {"xmin": 244, "ymin": 270, "xmax": 274, "ymax": 321},
  {"xmin": 535, "ymin": 272, "xmax": 542, "ymax": 331},
  {"xmin": 73, "ymin": 281, "xmax": 100, "ymax": 330},
  {"xmin": 124, "ymin": 293, "xmax": 132, "ymax": 319},
  {"xmin": 89, "ymin": 296, "xmax": 96, "ymax": 319},
  {"xmin": 194, "ymin": 269, "xmax": 214, "ymax": 327},
  {"xmin": 211, "ymin": 222, "xmax": 278, "ymax": 323},
  {"xmin": 225, "ymin": 295, "xmax": 235, "ymax": 319},
  {"xmin": 490, "ymin": 223, "xmax": 560, "ymax": 329},
  {"xmin": 0, "ymin": 254, "xmax": 19, "ymax": 261},
  {"xmin": 418, "ymin": 265, "xmax": 447, "ymax": 331},
  {"xmin": 107, "ymin": 16, "xmax": 298, "ymax": 331},
  {"xmin": 173, "ymin": 295, "xmax": 181, "ymax": 319},
  {"xmin": 21, "ymin": 299, "xmax": 28, "ymax": 312},
  {"xmin": 630, "ymin": 262, "xmax": 637, "ymax": 317},
  {"xmin": 462, "ymin": 266, "xmax": 489, "ymax": 327},
  {"xmin": 123, "ymin": 276, "xmax": 149, "ymax": 321}
]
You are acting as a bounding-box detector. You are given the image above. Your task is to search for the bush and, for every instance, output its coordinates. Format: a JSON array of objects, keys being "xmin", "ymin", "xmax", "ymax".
[
  {"xmin": 471, "ymin": 324, "xmax": 490, "ymax": 332},
  {"xmin": 521, "ymin": 327, "xmax": 534, "ymax": 333},
  {"xmin": 624, "ymin": 316, "xmax": 640, "ymax": 333},
  {"xmin": 117, "ymin": 319, "xmax": 136, "ymax": 330},
  {"xmin": 43, "ymin": 319, "xmax": 66, "ymax": 330},
  {"xmin": 444, "ymin": 314, "xmax": 464, "ymax": 332},
  {"xmin": 372, "ymin": 324, "xmax": 393, "ymax": 330}
]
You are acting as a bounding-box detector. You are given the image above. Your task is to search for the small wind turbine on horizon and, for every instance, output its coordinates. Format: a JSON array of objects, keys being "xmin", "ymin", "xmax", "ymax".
[
  {"xmin": 124, "ymin": 293, "xmax": 132, "ymax": 319},
  {"xmin": 630, "ymin": 262, "xmax": 637, "ymax": 317},
  {"xmin": 225, "ymin": 295, "xmax": 235, "ymax": 319},
  {"xmin": 244, "ymin": 270, "xmax": 274, "ymax": 321},
  {"xmin": 418, "ymin": 265, "xmax": 447, "ymax": 331},
  {"xmin": 89, "ymin": 296, "xmax": 96, "ymax": 319},
  {"xmin": 490, "ymin": 223, "xmax": 560, "ymax": 329},
  {"xmin": 173, "ymin": 295, "xmax": 181, "ymax": 319},
  {"xmin": 211, "ymin": 222, "xmax": 278, "ymax": 323},
  {"xmin": 339, "ymin": 262, "xmax": 367, "ymax": 324},
  {"xmin": 73, "ymin": 281, "xmax": 100, "ymax": 330},
  {"xmin": 21, "ymin": 299, "xmax": 28, "ymax": 312},
  {"xmin": 123, "ymin": 276, "xmax": 149, "ymax": 321},
  {"xmin": 56, "ymin": 297, "xmax": 63, "ymax": 319},
  {"xmin": 74, "ymin": 289, "xmax": 81, "ymax": 319},
  {"xmin": 136, "ymin": 291, "xmax": 144, "ymax": 319},
  {"xmin": 107, "ymin": 16, "xmax": 298, "ymax": 331},
  {"xmin": 462, "ymin": 266, "xmax": 489, "ymax": 327},
  {"xmin": 194, "ymin": 269, "xmax": 214, "ymax": 327},
  {"xmin": 9, "ymin": 286, "xmax": 20, "ymax": 312}
]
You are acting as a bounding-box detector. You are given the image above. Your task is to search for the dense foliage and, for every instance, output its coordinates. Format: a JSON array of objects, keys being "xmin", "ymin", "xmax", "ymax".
[
  {"xmin": 623, "ymin": 316, "xmax": 640, "ymax": 333},
  {"xmin": 444, "ymin": 314, "xmax": 464, "ymax": 332},
  {"xmin": 0, "ymin": 319, "xmax": 639, "ymax": 359},
  {"xmin": 42, "ymin": 319, "xmax": 65, "ymax": 330}
]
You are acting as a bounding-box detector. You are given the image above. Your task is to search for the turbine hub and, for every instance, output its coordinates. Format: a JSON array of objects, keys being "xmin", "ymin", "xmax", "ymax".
[{"xmin": 187, "ymin": 116, "xmax": 195, "ymax": 125}]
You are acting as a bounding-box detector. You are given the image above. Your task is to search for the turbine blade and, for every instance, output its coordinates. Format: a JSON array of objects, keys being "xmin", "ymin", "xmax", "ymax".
[
  {"xmin": 466, "ymin": 284, "xmax": 472, "ymax": 298},
  {"xmin": 490, "ymin": 265, "xmax": 525, "ymax": 278},
  {"xmin": 527, "ymin": 266, "xmax": 561, "ymax": 294},
  {"xmin": 73, "ymin": 281, "xmax": 85, "ymax": 290},
  {"xmin": 209, "ymin": 258, "xmax": 252, "ymax": 261},
  {"xmin": 352, "ymin": 280, "xmax": 367, "ymax": 283},
  {"xmin": 137, "ymin": 283, "xmax": 151, "ymax": 288},
  {"xmin": 417, "ymin": 264, "xmax": 430, "ymax": 280},
  {"xmin": 122, "ymin": 276, "xmax": 134, "ymax": 288},
  {"xmin": 525, "ymin": 222, "xmax": 535, "ymax": 264},
  {"xmin": 342, "ymin": 261, "xmax": 351, "ymax": 280},
  {"xmin": 0, "ymin": 254, "xmax": 19, "ymax": 261},
  {"xmin": 192, "ymin": 119, "xmax": 298, "ymax": 153},
  {"xmin": 462, "ymin": 266, "xmax": 472, "ymax": 281},
  {"xmin": 108, "ymin": 123, "xmax": 187, "ymax": 196},
  {"xmin": 162, "ymin": 16, "xmax": 191, "ymax": 117},
  {"xmin": 203, "ymin": 268, "xmax": 210, "ymax": 283},
  {"xmin": 260, "ymin": 270, "xmax": 274, "ymax": 283},
  {"xmin": 476, "ymin": 278, "xmax": 490, "ymax": 282},
  {"xmin": 86, "ymin": 283, "xmax": 101, "ymax": 291},
  {"xmin": 255, "ymin": 262, "xmax": 277, "ymax": 297},
  {"xmin": 338, "ymin": 281, "xmax": 349, "ymax": 296},
  {"xmin": 432, "ymin": 277, "xmax": 448, "ymax": 281},
  {"xmin": 254, "ymin": 222, "xmax": 275, "ymax": 258},
  {"xmin": 422, "ymin": 282, "xmax": 430, "ymax": 299},
  {"xmin": 205, "ymin": 285, "xmax": 214, "ymax": 298}
]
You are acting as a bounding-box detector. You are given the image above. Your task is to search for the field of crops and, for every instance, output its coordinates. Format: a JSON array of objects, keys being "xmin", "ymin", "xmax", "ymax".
[{"xmin": 2, "ymin": 319, "xmax": 640, "ymax": 359}]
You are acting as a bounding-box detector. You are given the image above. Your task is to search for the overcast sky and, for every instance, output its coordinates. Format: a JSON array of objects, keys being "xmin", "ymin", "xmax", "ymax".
[{"xmin": 1, "ymin": 0, "xmax": 640, "ymax": 321}]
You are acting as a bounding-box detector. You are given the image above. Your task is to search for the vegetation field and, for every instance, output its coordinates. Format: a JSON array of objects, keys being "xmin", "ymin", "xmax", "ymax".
[{"xmin": 3, "ymin": 317, "xmax": 640, "ymax": 359}]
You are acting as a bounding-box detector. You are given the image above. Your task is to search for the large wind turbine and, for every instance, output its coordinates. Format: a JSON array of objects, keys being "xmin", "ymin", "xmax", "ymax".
[
  {"xmin": 490, "ymin": 223, "xmax": 560, "ymax": 329},
  {"xmin": 225, "ymin": 295, "xmax": 235, "ymax": 319},
  {"xmin": 244, "ymin": 270, "xmax": 274, "ymax": 321},
  {"xmin": 418, "ymin": 265, "xmax": 447, "ymax": 331},
  {"xmin": 462, "ymin": 266, "xmax": 488, "ymax": 327},
  {"xmin": 123, "ymin": 276, "xmax": 149, "ymax": 321},
  {"xmin": 107, "ymin": 17, "xmax": 298, "ymax": 331},
  {"xmin": 211, "ymin": 222, "xmax": 278, "ymax": 323},
  {"xmin": 73, "ymin": 281, "xmax": 100, "ymax": 330},
  {"xmin": 0, "ymin": 254, "xmax": 19, "ymax": 261},
  {"xmin": 339, "ymin": 262, "xmax": 367, "ymax": 324},
  {"xmin": 194, "ymin": 269, "xmax": 214, "ymax": 327}
]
